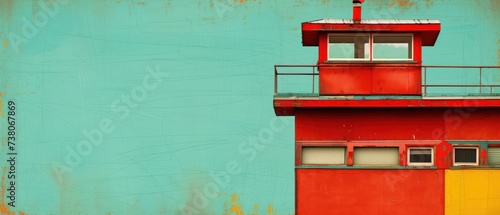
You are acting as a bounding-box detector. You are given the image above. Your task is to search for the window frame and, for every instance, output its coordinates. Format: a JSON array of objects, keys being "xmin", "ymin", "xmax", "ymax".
[
  {"xmin": 453, "ymin": 146, "xmax": 479, "ymax": 166},
  {"xmin": 301, "ymin": 146, "xmax": 347, "ymax": 166},
  {"xmin": 327, "ymin": 33, "xmax": 414, "ymax": 62},
  {"xmin": 371, "ymin": 33, "xmax": 414, "ymax": 61},
  {"xmin": 327, "ymin": 33, "xmax": 371, "ymax": 61},
  {"xmin": 353, "ymin": 146, "xmax": 400, "ymax": 166},
  {"xmin": 407, "ymin": 147, "xmax": 434, "ymax": 166},
  {"xmin": 487, "ymin": 146, "xmax": 500, "ymax": 166}
]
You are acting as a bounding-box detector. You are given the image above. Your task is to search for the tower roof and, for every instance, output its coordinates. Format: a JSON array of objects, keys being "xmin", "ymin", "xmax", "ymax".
[{"xmin": 302, "ymin": 19, "xmax": 441, "ymax": 46}]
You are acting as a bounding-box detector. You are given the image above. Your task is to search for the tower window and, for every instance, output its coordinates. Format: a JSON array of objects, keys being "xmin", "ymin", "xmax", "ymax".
[
  {"xmin": 328, "ymin": 33, "xmax": 413, "ymax": 61},
  {"xmin": 373, "ymin": 35, "xmax": 412, "ymax": 60},
  {"xmin": 328, "ymin": 34, "xmax": 370, "ymax": 60}
]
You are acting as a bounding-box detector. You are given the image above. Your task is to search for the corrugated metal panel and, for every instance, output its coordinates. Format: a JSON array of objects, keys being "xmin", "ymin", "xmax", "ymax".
[
  {"xmin": 488, "ymin": 147, "xmax": 500, "ymax": 166},
  {"xmin": 308, "ymin": 19, "xmax": 440, "ymax": 24}
]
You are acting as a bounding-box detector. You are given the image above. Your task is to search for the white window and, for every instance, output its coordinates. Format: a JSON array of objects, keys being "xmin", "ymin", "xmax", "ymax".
[
  {"xmin": 301, "ymin": 146, "xmax": 346, "ymax": 165},
  {"xmin": 373, "ymin": 34, "xmax": 413, "ymax": 60},
  {"xmin": 488, "ymin": 147, "xmax": 500, "ymax": 166},
  {"xmin": 453, "ymin": 147, "xmax": 479, "ymax": 166},
  {"xmin": 353, "ymin": 147, "xmax": 399, "ymax": 166},
  {"xmin": 408, "ymin": 147, "xmax": 434, "ymax": 166},
  {"xmin": 328, "ymin": 33, "xmax": 413, "ymax": 61},
  {"xmin": 328, "ymin": 34, "xmax": 370, "ymax": 60}
]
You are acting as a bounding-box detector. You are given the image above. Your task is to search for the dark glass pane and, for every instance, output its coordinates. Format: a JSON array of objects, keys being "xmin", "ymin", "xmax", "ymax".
[
  {"xmin": 409, "ymin": 149, "xmax": 432, "ymax": 163},
  {"xmin": 410, "ymin": 154, "xmax": 432, "ymax": 162},
  {"xmin": 455, "ymin": 148, "xmax": 477, "ymax": 163}
]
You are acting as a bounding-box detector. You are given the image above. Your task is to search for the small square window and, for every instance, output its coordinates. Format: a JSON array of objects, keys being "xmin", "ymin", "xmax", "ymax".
[
  {"xmin": 301, "ymin": 146, "xmax": 346, "ymax": 165},
  {"xmin": 408, "ymin": 147, "xmax": 433, "ymax": 166},
  {"xmin": 454, "ymin": 147, "xmax": 479, "ymax": 166}
]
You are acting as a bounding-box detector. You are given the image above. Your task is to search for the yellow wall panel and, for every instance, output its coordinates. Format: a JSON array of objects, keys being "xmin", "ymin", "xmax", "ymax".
[{"xmin": 445, "ymin": 170, "xmax": 500, "ymax": 215}]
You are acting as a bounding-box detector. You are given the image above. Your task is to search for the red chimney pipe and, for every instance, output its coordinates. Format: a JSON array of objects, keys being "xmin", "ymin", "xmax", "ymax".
[{"xmin": 353, "ymin": 0, "xmax": 363, "ymax": 22}]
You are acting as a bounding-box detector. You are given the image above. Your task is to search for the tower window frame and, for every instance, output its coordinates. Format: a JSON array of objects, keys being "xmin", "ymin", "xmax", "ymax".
[{"xmin": 327, "ymin": 33, "xmax": 414, "ymax": 62}]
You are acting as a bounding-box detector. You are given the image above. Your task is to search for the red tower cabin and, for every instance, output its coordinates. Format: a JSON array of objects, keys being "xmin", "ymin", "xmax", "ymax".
[{"xmin": 274, "ymin": 1, "xmax": 500, "ymax": 215}]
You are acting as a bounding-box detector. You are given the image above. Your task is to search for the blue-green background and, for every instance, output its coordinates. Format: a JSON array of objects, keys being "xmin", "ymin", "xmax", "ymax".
[{"xmin": 0, "ymin": 0, "xmax": 499, "ymax": 214}]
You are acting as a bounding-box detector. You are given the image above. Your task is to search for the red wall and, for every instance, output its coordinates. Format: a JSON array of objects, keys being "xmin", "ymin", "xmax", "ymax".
[
  {"xmin": 318, "ymin": 65, "xmax": 421, "ymax": 95},
  {"xmin": 296, "ymin": 169, "xmax": 444, "ymax": 215},
  {"xmin": 295, "ymin": 108, "xmax": 500, "ymax": 141}
]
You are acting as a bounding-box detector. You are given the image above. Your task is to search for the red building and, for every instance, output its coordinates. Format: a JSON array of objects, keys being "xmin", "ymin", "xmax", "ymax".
[{"xmin": 273, "ymin": 1, "xmax": 500, "ymax": 214}]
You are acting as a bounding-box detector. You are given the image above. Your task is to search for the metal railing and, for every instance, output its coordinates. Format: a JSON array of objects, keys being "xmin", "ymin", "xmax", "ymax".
[
  {"xmin": 274, "ymin": 65, "xmax": 320, "ymax": 94},
  {"xmin": 274, "ymin": 65, "xmax": 500, "ymax": 96},
  {"xmin": 422, "ymin": 66, "xmax": 500, "ymax": 96}
]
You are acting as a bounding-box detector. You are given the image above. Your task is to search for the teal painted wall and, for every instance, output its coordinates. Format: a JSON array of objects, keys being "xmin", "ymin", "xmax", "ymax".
[{"xmin": 0, "ymin": 0, "xmax": 498, "ymax": 214}]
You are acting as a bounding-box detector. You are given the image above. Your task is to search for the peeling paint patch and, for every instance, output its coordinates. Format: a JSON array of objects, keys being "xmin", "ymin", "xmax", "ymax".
[{"xmin": 136, "ymin": 1, "xmax": 145, "ymax": 6}]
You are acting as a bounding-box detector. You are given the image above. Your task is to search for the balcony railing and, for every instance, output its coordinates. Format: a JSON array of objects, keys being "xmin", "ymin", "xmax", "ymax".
[{"xmin": 274, "ymin": 65, "xmax": 500, "ymax": 97}]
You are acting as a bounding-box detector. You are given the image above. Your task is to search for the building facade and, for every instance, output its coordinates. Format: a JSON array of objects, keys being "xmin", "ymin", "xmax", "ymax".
[{"xmin": 273, "ymin": 1, "xmax": 500, "ymax": 214}]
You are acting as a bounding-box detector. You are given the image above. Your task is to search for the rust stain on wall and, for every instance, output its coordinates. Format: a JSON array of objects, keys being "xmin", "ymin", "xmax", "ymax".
[
  {"xmin": 249, "ymin": 203, "xmax": 260, "ymax": 215},
  {"xmin": 0, "ymin": 166, "xmax": 25, "ymax": 215},
  {"xmin": 369, "ymin": 0, "xmax": 434, "ymax": 10},
  {"xmin": 221, "ymin": 194, "xmax": 292, "ymax": 215},
  {"xmin": 229, "ymin": 194, "xmax": 244, "ymax": 215},
  {"xmin": 267, "ymin": 205, "xmax": 276, "ymax": 215},
  {"xmin": 0, "ymin": 166, "xmax": 12, "ymax": 215},
  {"xmin": 497, "ymin": 38, "xmax": 500, "ymax": 67},
  {"xmin": 0, "ymin": 92, "xmax": 5, "ymax": 118},
  {"xmin": 424, "ymin": 0, "xmax": 434, "ymax": 8},
  {"xmin": 490, "ymin": 0, "xmax": 499, "ymax": 12},
  {"xmin": 3, "ymin": 40, "xmax": 7, "ymax": 49},
  {"xmin": 0, "ymin": 0, "xmax": 14, "ymax": 21},
  {"xmin": 387, "ymin": 0, "xmax": 414, "ymax": 8}
]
